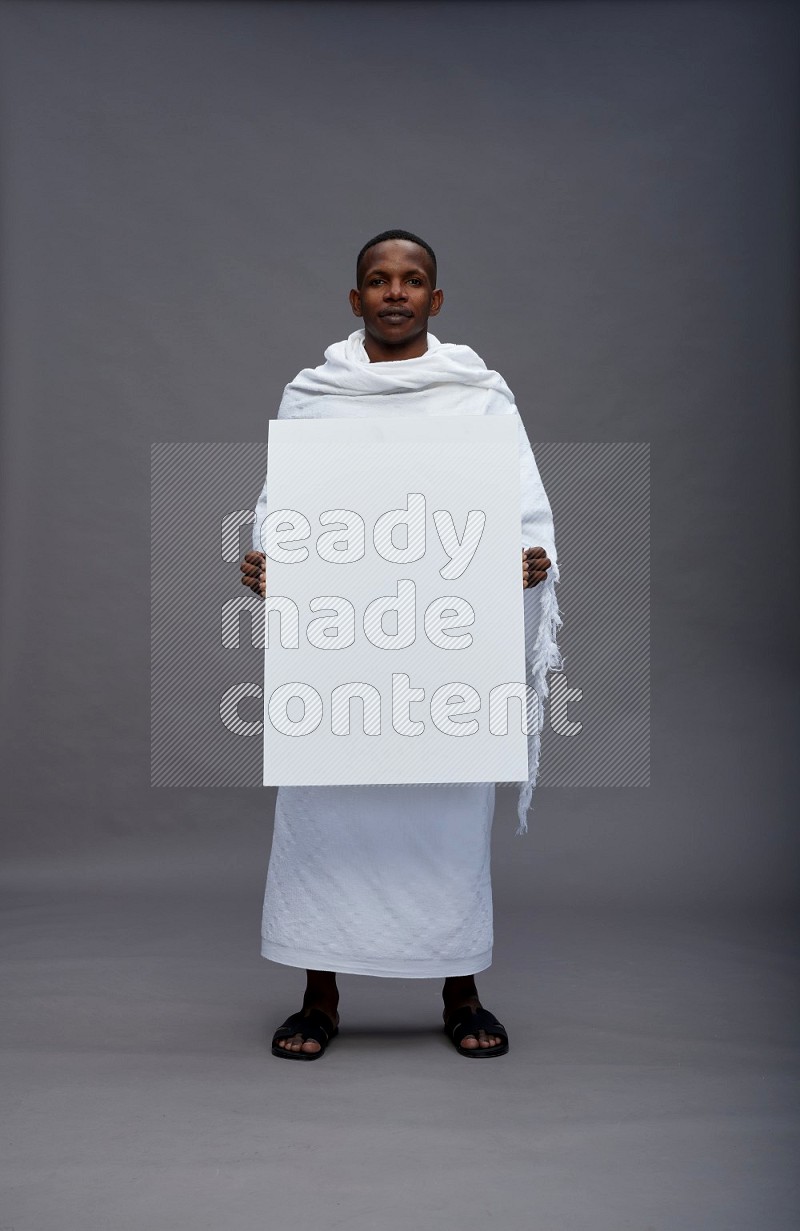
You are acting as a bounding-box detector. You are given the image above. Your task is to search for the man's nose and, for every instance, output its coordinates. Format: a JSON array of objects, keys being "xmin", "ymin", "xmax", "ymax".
[{"xmin": 384, "ymin": 282, "xmax": 407, "ymax": 299}]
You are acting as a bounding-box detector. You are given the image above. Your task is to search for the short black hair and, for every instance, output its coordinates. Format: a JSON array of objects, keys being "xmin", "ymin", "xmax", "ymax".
[{"xmin": 356, "ymin": 229, "xmax": 437, "ymax": 288}]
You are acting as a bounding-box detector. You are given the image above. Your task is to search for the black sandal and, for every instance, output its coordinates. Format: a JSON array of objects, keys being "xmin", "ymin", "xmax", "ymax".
[
  {"xmin": 271, "ymin": 1007, "xmax": 339, "ymax": 1061},
  {"xmin": 443, "ymin": 1005, "xmax": 509, "ymax": 1058}
]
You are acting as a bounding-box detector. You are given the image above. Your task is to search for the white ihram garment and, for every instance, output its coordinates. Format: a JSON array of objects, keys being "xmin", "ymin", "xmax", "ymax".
[{"xmin": 252, "ymin": 329, "xmax": 562, "ymax": 978}]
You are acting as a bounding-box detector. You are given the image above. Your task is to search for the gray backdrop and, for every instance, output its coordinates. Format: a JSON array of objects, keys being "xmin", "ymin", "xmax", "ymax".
[
  {"xmin": 0, "ymin": 3, "xmax": 797, "ymax": 1230},
  {"xmin": 0, "ymin": 0, "xmax": 795, "ymax": 907}
]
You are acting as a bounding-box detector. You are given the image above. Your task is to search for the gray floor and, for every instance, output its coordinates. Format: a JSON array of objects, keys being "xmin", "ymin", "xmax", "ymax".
[{"xmin": 2, "ymin": 847, "xmax": 797, "ymax": 1231}]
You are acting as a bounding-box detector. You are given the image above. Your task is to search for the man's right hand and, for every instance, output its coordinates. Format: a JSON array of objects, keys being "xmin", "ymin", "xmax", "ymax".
[{"xmin": 240, "ymin": 551, "xmax": 266, "ymax": 598}]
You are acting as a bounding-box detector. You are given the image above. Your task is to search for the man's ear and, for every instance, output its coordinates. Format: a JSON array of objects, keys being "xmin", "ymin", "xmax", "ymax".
[
  {"xmin": 428, "ymin": 288, "xmax": 444, "ymax": 317},
  {"xmin": 349, "ymin": 288, "xmax": 363, "ymax": 317}
]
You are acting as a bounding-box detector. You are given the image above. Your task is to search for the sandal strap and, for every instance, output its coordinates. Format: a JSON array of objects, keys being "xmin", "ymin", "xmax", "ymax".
[
  {"xmin": 445, "ymin": 1004, "xmax": 508, "ymax": 1044},
  {"xmin": 272, "ymin": 1007, "xmax": 336, "ymax": 1048}
]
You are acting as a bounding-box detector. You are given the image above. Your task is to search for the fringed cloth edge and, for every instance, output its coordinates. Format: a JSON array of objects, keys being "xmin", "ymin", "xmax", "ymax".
[{"xmin": 516, "ymin": 559, "xmax": 564, "ymax": 835}]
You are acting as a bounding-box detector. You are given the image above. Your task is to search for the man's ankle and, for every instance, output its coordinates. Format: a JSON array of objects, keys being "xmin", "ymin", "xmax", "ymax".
[
  {"xmin": 303, "ymin": 980, "xmax": 339, "ymax": 1010},
  {"xmin": 442, "ymin": 977, "xmax": 479, "ymax": 1006}
]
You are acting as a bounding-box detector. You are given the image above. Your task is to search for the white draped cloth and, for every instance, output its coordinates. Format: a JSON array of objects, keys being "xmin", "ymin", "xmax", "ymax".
[{"xmin": 252, "ymin": 328, "xmax": 562, "ymax": 978}]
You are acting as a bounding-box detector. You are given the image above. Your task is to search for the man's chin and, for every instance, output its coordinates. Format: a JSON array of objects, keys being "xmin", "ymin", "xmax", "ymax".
[{"xmin": 368, "ymin": 321, "xmax": 425, "ymax": 346}]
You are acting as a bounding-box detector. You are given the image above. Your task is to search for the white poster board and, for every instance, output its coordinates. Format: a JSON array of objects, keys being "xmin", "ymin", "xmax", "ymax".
[{"xmin": 258, "ymin": 415, "xmax": 528, "ymax": 786}]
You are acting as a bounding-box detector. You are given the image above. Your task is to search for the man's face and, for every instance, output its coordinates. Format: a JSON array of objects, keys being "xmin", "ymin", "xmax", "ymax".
[{"xmin": 349, "ymin": 239, "xmax": 443, "ymax": 350}]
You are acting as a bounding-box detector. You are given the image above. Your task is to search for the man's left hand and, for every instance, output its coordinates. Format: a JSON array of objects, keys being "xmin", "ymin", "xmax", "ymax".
[{"xmin": 523, "ymin": 546, "xmax": 551, "ymax": 589}]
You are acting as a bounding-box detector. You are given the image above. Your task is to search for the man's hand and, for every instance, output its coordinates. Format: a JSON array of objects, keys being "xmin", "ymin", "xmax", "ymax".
[
  {"xmin": 241, "ymin": 550, "xmax": 266, "ymax": 598},
  {"xmin": 523, "ymin": 546, "xmax": 551, "ymax": 589}
]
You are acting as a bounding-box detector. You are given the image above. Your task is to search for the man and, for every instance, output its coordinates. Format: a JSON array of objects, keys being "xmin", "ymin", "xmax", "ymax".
[{"xmin": 241, "ymin": 229, "xmax": 557, "ymax": 1060}]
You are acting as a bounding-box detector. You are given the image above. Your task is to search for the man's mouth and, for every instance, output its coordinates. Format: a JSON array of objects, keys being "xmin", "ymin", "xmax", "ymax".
[{"xmin": 379, "ymin": 309, "xmax": 412, "ymax": 318}]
